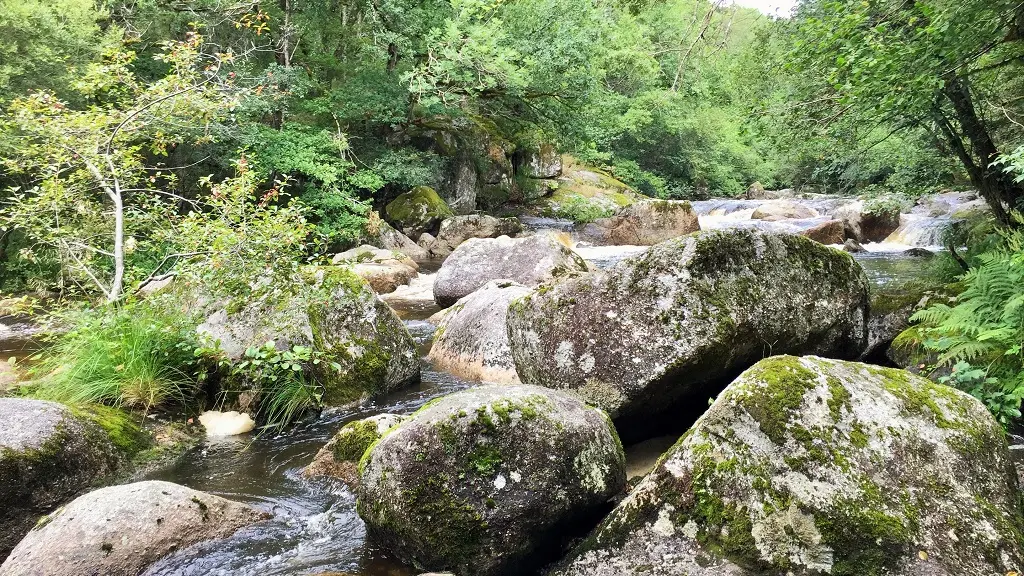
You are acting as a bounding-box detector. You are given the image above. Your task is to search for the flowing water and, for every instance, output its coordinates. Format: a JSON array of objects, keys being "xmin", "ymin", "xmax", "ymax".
[{"xmin": 133, "ymin": 192, "xmax": 982, "ymax": 575}]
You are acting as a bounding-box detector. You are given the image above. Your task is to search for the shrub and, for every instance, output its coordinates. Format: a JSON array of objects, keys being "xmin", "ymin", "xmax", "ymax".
[{"xmin": 553, "ymin": 194, "xmax": 615, "ymax": 223}]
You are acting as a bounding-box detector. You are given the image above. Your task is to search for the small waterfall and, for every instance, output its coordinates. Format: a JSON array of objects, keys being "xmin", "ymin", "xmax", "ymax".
[{"xmin": 882, "ymin": 214, "xmax": 952, "ymax": 248}]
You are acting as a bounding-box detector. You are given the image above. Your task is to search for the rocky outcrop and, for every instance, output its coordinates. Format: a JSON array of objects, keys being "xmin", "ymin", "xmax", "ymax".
[
  {"xmin": 801, "ymin": 219, "xmax": 844, "ymax": 244},
  {"xmin": 385, "ymin": 187, "xmax": 455, "ymax": 238},
  {"xmin": 442, "ymin": 154, "xmax": 478, "ymax": 215},
  {"xmin": 0, "ymin": 399, "xmax": 122, "ymax": 559},
  {"xmin": 433, "ymin": 235, "xmax": 588, "ymax": 308},
  {"xmin": 554, "ymin": 356, "xmax": 1023, "ymax": 576},
  {"xmin": 751, "ymin": 200, "xmax": 818, "ymax": 221},
  {"xmin": 365, "ymin": 218, "xmax": 430, "ymax": 260},
  {"xmin": 1, "ymin": 480, "xmax": 267, "ymax": 576},
  {"xmin": 428, "ymin": 281, "xmax": 532, "ymax": 384},
  {"xmin": 333, "ymin": 245, "xmax": 419, "ymax": 295},
  {"xmin": 517, "ymin": 144, "xmax": 562, "ymax": 179},
  {"xmin": 426, "ymin": 215, "xmax": 524, "ymax": 258},
  {"xmin": 834, "ymin": 201, "xmax": 901, "ymax": 243},
  {"xmin": 507, "ymin": 230, "xmax": 869, "ymax": 433},
  {"xmin": 197, "ymin": 267, "xmax": 419, "ymax": 406},
  {"xmin": 578, "ymin": 199, "xmax": 700, "ymax": 246},
  {"xmin": 358, "ymin": 385, "xmax": 625, "ymax": 576},
  {"xmin": 304, "ymin": 414, "xmax": 405, "ymax": 488}
]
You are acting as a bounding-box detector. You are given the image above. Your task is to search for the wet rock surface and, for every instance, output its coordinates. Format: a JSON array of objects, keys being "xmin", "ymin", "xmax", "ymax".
[
  {"xmin": 1, "ymin": 480, "xmax": 267, "ymax": 576},
  {"xmin": 305, "ymin": 414, "xmax": 406, "ymax": 488},
  {"xmin": 579, "ymin": 199, "xmax": 700, "ymax": 246},
  {"xmin": 358, "ymin": 385, "xmax": 625, "ymax": 576}
]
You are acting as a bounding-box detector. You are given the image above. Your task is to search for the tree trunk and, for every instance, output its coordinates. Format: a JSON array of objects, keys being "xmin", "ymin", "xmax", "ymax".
[
  {"xmin": 108, "ymin": 191, "xmax": 125, "ymax": 303},
  {"xmin": 941, "ymin": 75, "xmax": 1024, "ymax": 223}
]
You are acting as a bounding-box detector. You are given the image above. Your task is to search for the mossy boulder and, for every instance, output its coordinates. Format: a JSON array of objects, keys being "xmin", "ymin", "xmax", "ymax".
[
  {"xmin": 197, "ymin": 267, "xmax": 419, "ymax": 406},
  {"xmin": 861, "ymin": 282, "xmax": 932, "ymax": 361},
  {"xmin": 0, "ymin": 399, "xmax": 125, "ymax": 560},
  {"xmin": 554, "ymin": 355, "xmax": 1024, "ymax": 576},
  {"xmin": 517, "ymin": 143, "xmax": 562, "ymax": 179},
  {"xmin": 0, "ymin": 480, "xmax": 267, "ymax": 576},
  {"xmin": 357, "ymin": 385, "xmax": 626, "ymax": 576},
  {"xmin": 427, "ymin": 215, "xmax": 524, "ymax": 258},
  {"xmin": 433, "ymin": 234, "xmax": 588, "ymax": 308},
  {"xmin": 428, "ymin": 280, "xmax": 532, "ymax": 384},
  {"xmin": 386, "ymin": 187, "xmax": 455, "ymax": 238},
  {"xmin": 507, "ymin": 229, "xmax": 869, "ymax": 435},
  {"xmin": 578, "ymin": 199, "xmax": 701, "ymax": 246},
  {"xmin": 304, "ymin": 414, "xmax": 405, "ymax": 488}
]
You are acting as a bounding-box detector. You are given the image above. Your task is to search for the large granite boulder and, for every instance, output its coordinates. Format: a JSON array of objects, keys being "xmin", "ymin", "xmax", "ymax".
[
  {"xmin": 1, "ymin": 480, "xmax": 267, "ymax": 576},
  {"xmin": 427, "ymin": 215, "xmax": 524, "ymax": 258},
  {"xmin": 358, "ymin": 385, "xmax": 625, "ymax": 576},
  {"xmin": 578, "ymin": 199, "xmax": 700, "ymax": 246},
  {"xmin": 751, "ymin": 200, "xmax": 818, "ymax": 221},
  {"xmin": 197, "ymin": 267, "xmax": 419, "ymax": 406},
  {"xmin": 801, "ymin": 219, "xmax": 845, "ymax": 244},
  {"xmin": 385, "ymin": 186, "xmax": 455, "ymax": 238},
  {"xmin": 0, "ymin": 399, "xmax": 122, "ymax": 559},
  {"xmin": 304, "ymin": 414, "xmax": 406, "ymax": 488},
  {"xmin": 553, "ymin": 356, "xmax": 1023, "ymax": 576},
  {"xmin": 428, "ymin": 280, "xmax": 532, "ymax": 384},
  {"xmin": 507, "ymin": 230, "xmax": 869, "ymax": 433},
  {"xmin": 433, "ymin": 234, "xmax": 588, "ymax": 308}
]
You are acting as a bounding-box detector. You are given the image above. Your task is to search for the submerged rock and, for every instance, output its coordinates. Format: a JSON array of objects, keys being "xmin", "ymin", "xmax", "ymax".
[
  {"xmin": 358, "ymin": 385, "xmax": 625, "ymax": 576},
  {"xmin": 197, "ymin": 267, "xmax": 419, "ymax": 406},
  {"xmin": 507, "ymin": 230, "xmax": 868, "ymax": 433},
  {"xmin": 433, "ymin": 234, "xmax": 587, "ymax": 308},
  {"xmin": 0, "ymin": 399, "xmax": 122, "ymax": 559},
  {"xmin": 428, "ymin": 215, "xmax": 523, "ymax": 258},
  {"xmin": 428, "ymin": 280, "xmax": 532, "ymax": 384},
  {"xmin": 0, "ymin": 480, "xmax": 267, "ymax": 576},
  {"xmin": 843, "ymin": 238, "xmax": 865, "ymax": 253},
  {"xmin": 385, "ymin": 186, "xmax": 455, "ymax": 238},
  {"xmin": 304, "ymin": 414, "xmax": 405, "ymax": 488},
  {"xmin": 553, "ymin": 356, "xmax": 1023, "ymax": 576},
  {"xmin": 579, "ymin": 199, "xmax": 700, "ymax": 246}
]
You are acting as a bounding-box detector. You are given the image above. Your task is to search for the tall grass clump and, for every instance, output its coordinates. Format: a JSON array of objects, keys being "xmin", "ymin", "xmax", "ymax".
[{"xmin": 29, "ymin": 301, "xmax": 200, "ymax": 412}]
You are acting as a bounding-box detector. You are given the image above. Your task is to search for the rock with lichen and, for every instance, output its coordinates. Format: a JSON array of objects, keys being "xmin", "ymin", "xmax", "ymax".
[
  {"xmin": 0, "ymin": 399, "xmax": 129, "ymax": 560},
  {"xmin": 578, "ymin": 199, "xmax": 700, "ymax": 246},
  {"xmin": 552, "ymin": 355, "xmax": 1024, "ymax": 576},
  {"xmin": 428, "ymin": 280, "xmax": 532, "ymax": 384},
  {"xmin": 427, "ymin": 215, "xmax": 523, "ymax": 258},
  {"xmin": 433, "ymin": 234, "xmax": 587, "ymax": 308},
  {"xmin": 357, "ymin": 385, "xmax": 626, "ymax": 576},
  {"xmin": 507, "ymin": 229, "xmax": 869, "ymax": 435},
  {"xmin": 385, "ymin": 187, "xmax": 455, "ymax": 238},
  {"xmin": 304, "ymin": 414, "xmax": 405, "ymax": 487},
  {"xmin": 196, "ymin": 267, "xmax": 419, "ymax": 406},
  {"xmin": 1, "ymin": 480, "xmax": 267, "ymax": 576}
]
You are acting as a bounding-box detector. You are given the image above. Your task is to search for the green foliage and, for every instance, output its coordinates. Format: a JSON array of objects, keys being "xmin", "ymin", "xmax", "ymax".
[
  {"xmin": 27, "ymin": 301, "xmax": 200, "ymax": 412},
  {"xmin": 910, "ymin": 217, "xmax": 1024, "ymax": 424},
  {"xmin": 231, "ymin": 342, "xmax": 326, "ymax": 430},
  {"xmin": 552, "ymin": 194, "xmax": 615, "ymax": 224}
]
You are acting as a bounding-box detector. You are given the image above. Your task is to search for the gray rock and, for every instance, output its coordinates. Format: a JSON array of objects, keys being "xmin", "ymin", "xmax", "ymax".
[
  {"xmin": 358, "ymin": 385, "xmax": 625, "ymax": 576},
  {"xmin": 433, "ymin": 234, "xmax": 588, "ymax": 308},
  {"xmin": 197, "ymin": 267, "xmax": 419, "ymax": 406},
  {"xmin": 430, "ymin": 215, "xmax": 524, "ymax": 258},
  {"xmin": 441, "ymin": 154, "xmax": 478, "ymax": 215},
  {"xmin": 366, "ymin": 219, "xmax": 430, "ymax": 260},
  {"xmin": 333, "ymin": 245, "xmax": 419, "ymax": 295},
  {"xmin": 518, "ymin": 144, "xmax": 562, "ymax": 179},
  {"xmin": 507, "ymin": 230, "xmax": 869, "ymax": 431},
  {"xmin": 0, "ymin": 480, "xmax": 267, "ymax": 576},
  {"xmin": 553, "ymin": 355, "xmax": 1023, "ymax": 576},
  {"xmin": 304, "ymin": 414, "xmax": 405, "ymax": 488},
  {"xmin": 0, "ymin": 399, "xmax": 121, "ymax": 560},
  {"xmin": 579, "ymin": 199, "xmax": 700, "ymax": 246},
  {"xmin": 843, "ymin": 238, "xmax": 865, "ymax": 253},
  {"xmin": 860, "ymin": 284, "xmax": 931, "ymax": 360},
  {"xmin": 751, "ymin": 199, "xmax": 818, "ymax": 221},
  {"xmin": 833, "ymin": 201, "xmax": 901, "ymax": 243},
  {"xmin": 428, "ymin": 280, "xmax": 532, "ymax": 384}
]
